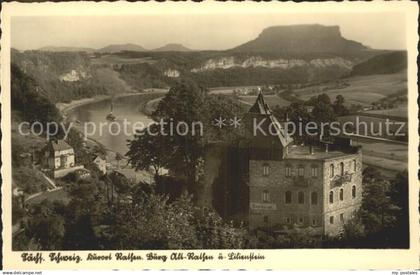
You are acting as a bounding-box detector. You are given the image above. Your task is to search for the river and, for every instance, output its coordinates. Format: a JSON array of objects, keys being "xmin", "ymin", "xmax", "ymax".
[{"xmin": 67, "ymin": 94, "xmax": 162, "ymax": 154}]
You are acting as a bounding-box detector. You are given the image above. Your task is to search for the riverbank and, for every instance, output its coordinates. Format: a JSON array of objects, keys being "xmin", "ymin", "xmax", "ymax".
[
  {"xmin": 57, "ymin": 91, "xmax": 168, "ymax": 182},
  {"xmin": 58, "ymin": 92, "xmax": 152, "ymax": 114}
]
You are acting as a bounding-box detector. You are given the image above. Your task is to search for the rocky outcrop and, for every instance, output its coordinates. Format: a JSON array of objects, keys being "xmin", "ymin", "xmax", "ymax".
[
  {"xmin": 59, "ymin": 69, "xmax": 90, "ymax": 82},
  {"xmin": 191, "ymin": 56, "xmax": 353, "ymax": 72},
  {"xmin": 163, "ymin": 68, "xmax": 180, "ymax": 78},
  {"xmin": 231, "ymin": 24, "xmax": 367, "ymax": 54}
]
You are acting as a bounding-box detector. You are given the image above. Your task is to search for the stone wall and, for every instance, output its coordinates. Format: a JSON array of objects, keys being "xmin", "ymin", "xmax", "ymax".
[
  {"xmin": 248, "ymin": 151, "xmax": 363, "ymax": 236},
  {"xmin": 198, "ymin": 144, "xmax": 225, "ymax": 208},
  {"xmin": 249, "ymin": 159, "xmax": 324, "ymax": 229},
  {"xmin": 322, "ymin": 152, "xmax": 363, "ymax": 236},
  {"xmin": 52, "ymin": 165, "xmax": 84, "ymax": 178}
]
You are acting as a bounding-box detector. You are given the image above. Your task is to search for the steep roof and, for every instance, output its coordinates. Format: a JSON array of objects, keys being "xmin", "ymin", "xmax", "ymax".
[
  {"xmin": 93, "ymin": 154, "xmax": 107, "ymax": 162},
  {"xmin": 50, "ymin": 139, "xmax": 73, "ymax": 151},
  {"xmin": 248, "ymin": 91, "xmax": 293, "ymax": 147},
  {"xmin": 249, "ymin": 92, "xmax": 272, "ymax": 115}
]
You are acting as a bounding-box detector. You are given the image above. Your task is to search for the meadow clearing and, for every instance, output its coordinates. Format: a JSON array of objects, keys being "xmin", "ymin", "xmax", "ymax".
[{"xmin": 293, "ymin": 71, "xmax": 407, "ymax": 106}]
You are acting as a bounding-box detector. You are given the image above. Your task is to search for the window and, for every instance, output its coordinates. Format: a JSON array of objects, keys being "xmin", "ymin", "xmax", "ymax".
[
  {"xmin": 312, "ymin": 219, "xmax": 316, "ymax": 226},
  {"xmin": 285, "ymin": 191, "xmax": 292, "ymax": 204},
  {"xmin": 330, "ymin": 164, "xmax": 335, "ymax": 178},
  {"xmin": 352, "ymin": 185, "xmax": 356, "ymax": 199},
  {"xmin": 330, "ymin": 216, "xmax": 334, "ymax": 224},
  {"xmin": 298, "ymin": 217, "xmax": 304, "ymax": 224},
  {"xmin": 311, "ymin": 166, "xmax": 318, "ymax": 177},
  {"xmin": 263, "ymin": 163, "xmax": 270, "ymax": 176},
  {"xmin": 285, "ymin": 166, "xmax": 292, "ymax": 177},
  {"xmin": 340, "ymin": 162, "xmax": 344, "ymax": 176},
  {"xmin": 298, "ymin": 191, "xmax": 305, "ymax": 204},
  {"xmin": 329, "ymin": 191, "xmax": 334, "ymax": 204},
  {"xmin": 353, "ymin": 159, "xmax": 357, "ymax": 172},
  {"xmin": 298, "ymin": 167, "xmax": 304, "ymax": 177},
  {"xmin": 262, "ymin": 190, "xmax": 270, "ymax": 202},
  {"xmin": 340, "ymin": 213, "xmax": 344, "ymax": 223},
  {"xmin": 285, "ymin": 217, "xmax": 291, "ymax": 224},
  {"xmin": 311, "ymin": 192, "xmax": 318, "ymax": 205},
  {"xmin": 263, "ymin": 216, "xmax": 269, "ymax": 223},
  {"xmin": 340, "ymin": 188, "xmax": 344, "ymax": 201}
]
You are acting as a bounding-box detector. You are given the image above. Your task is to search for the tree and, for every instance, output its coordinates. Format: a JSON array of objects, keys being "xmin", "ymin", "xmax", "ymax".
[
  {"xmin": 127, "ymin": 79, "xmax": 244, "ymax": 193},
  {"xmin": 310, "ymin": 94, "xmax": 336, "ymax": 130},
  {"xmin": 194, "ymin": 208, "xmax": 248, "ymax": 249},
  {"xmin": 127, "ymin": 123, "xmax": 174, "ymax": 181},
  {"xmin": 388, "ymin": 170, "xmax": 409, "ymax": 247},
  {"xmin": 115, "ymin": 152, "xmax": 123, "ymax": 169},
  {"xmin": 359, "ymin": 167, "xmax": 402, "ymax": 247},
  {"xmin": 13, "ymin": 167, "xmax": 49, "ymax": 195},
  {"xmin": 310, "ymin": 94, "xmax": 336, "ymax": 140},
  {"xmin": 24, "ymin": 201, "xmax": 66, "ymax": 250},
  {"xmin": 363, "ymin": 166, "xmax": 382, "ymax": 182},
  {"xmin": 11, "ymin": 64, "xmax": 62, "ymax": 125},
  {"xmin": 66, "ymin": 128, "xmax": 90, "ymax": 165},
  {"xmin": 273, "ymin": 102, "xmax": 312, "ymax": 143},
  {"xmin": 12, "ymin": 196, "xmax": 25, "ymax": 225},
  {"xmin": 110, "ymin": 191, "xmax": 198, "ymax": 249},
  {"xmin": 62, "ymin": 180, "xmax": 104, "ymax": 250},
  {"xmin": 340, "ymin": 214, "xmax": 366, "ymax": 246},
  {"xmin": 151, "ymin": 80, "xmax": 208, "ymax": 191},
  {"xmin": 333, "ymin": 95, "xmax": 350, "ymax": 116}
]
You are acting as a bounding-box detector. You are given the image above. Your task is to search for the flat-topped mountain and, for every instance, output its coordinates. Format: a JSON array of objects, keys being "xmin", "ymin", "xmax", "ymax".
[
  {"xmin": 98, "ymin": 43, "xmax": 147, "ymax": 53},
  {"xmin": 231, "ymin": 24, "xmax": 368, "ymax": 55},
  {"xmin": 13, "ymin": 24, "xmax": 403, "ymax": 104},
  {"xmin": 153, "ymin": 43, "xmax": 192, "ymax": 52}
]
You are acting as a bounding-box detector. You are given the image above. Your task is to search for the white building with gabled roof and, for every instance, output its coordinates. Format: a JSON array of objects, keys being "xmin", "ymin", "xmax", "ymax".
[{"xmin": 42, "ymin": 139, "xmax": 84, "ymax": 178}]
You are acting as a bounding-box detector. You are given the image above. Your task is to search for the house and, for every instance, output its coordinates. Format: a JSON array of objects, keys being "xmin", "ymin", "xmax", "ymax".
[
  {"xmin": 41, "ymin": 139, "xmax": 84, "ymax": 178},
  {"xmin": 93, "ymin": 155, "xmax": 107, "ymax": 175},
  {"xmin": 73, "ymin": 168, "xmax": 91, "ymax": 180},
  {"xmin": 202, "ymin": 92, "xmax": 363, "ymax": 236}
]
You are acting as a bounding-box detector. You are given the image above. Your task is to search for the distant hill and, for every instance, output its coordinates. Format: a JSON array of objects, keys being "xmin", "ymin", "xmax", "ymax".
[
  {"xmin": 38, "ymin": 46, "xmax": 95, "ymax": 53},
  {"xmin": 13, "ymin": 24, "xmax": 402, "ymax": 104},
  {"xmin": 350, "ymin": 51, "xmax": 407, "ymax": 76},
  {"xmin": 231, "ymin": 24, "xmax": 368, "ymax": 56},
  {"xmin": 152, "ymin": 43, "xmax": 192, "ymax": 52},
  {"xmin": 98, "ymin": 43, "xmax": 147, "ymax": 53}
]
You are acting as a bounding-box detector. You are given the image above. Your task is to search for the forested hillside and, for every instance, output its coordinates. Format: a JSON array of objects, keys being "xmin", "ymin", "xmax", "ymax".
[
  {"xmin": 350, "ymin": 51, "xmax": 407, "ymax": 76},
  {"xmin": 11, "ymin": 25, "xmax": 401, "ymax": 104}
]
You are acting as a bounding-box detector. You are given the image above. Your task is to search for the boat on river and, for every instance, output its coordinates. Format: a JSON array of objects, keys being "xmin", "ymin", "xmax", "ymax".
[{"xmin": 106, "ymin": 102, "xmax": 116, "ymax": 121}]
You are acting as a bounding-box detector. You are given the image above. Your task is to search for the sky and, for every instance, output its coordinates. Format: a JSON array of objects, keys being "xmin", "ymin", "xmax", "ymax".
[{"xmin": 11, "ymin": 13, "xmax": 406, "ymax": 51}]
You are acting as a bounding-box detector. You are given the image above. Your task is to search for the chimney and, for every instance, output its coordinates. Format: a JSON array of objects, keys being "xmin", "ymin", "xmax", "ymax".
[
  {"xmin": 325, "ymin": 143, "xmax": 329, "ymax": 153},
  {"xmin": 309, "ymin": 145, "xmax": 314, "ymax": 155}
]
